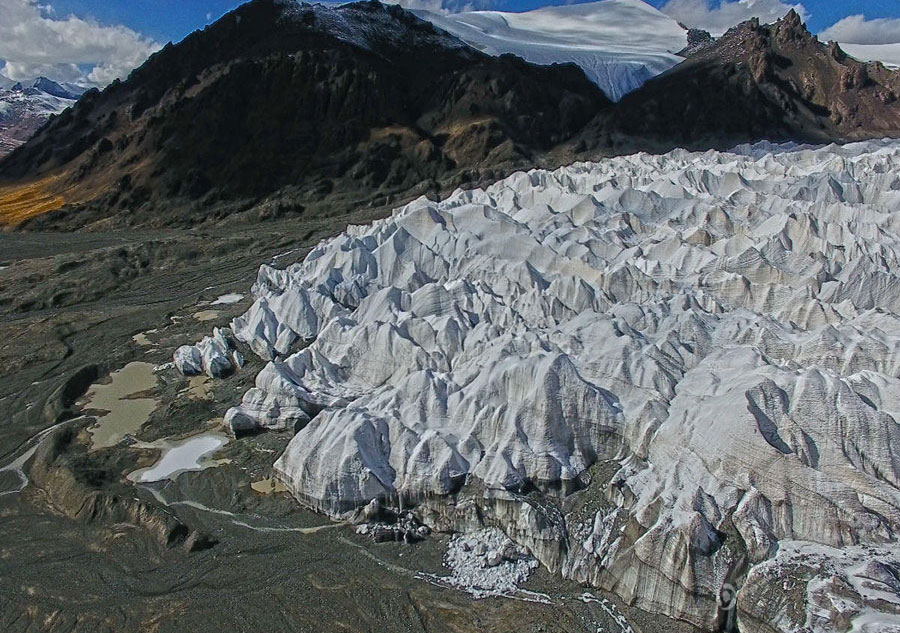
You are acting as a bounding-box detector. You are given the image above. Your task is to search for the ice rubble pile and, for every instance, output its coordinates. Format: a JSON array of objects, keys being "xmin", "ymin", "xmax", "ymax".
[
  {"xmin": 439, "ymin": 528, "xmax": 539, "ymax": 598},
  {"xmin": 183, "ymin": 139, "xmax": 900, "ymax": 630}
]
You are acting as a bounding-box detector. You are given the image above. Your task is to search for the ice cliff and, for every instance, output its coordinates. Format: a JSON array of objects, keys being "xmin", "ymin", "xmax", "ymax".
[{"xmin": 185, "ymin": 139, "xmax": 900, "ymax": 631}]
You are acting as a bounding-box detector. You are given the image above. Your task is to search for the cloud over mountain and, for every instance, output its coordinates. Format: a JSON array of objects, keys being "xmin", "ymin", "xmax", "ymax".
[
  {"xmin": 819, "ymin": 15, "xmax": 900, "ymax": 46},
  {"xmin": 661, "ymin": 0, "xmax": 808, "ymax": 35},
  {"xmin": 0, "ymin": 0, "xmax": 159, "ymax": 86}
]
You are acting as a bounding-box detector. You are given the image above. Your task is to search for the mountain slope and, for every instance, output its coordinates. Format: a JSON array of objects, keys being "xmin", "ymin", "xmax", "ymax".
[
  {"xmin": 415, "ymin": 0, "xmax": 687, "ymax": 101},
  {"xmin": 1, "ymin": 4, "xmax": 898, "ymax": 230},
  {"xmin": 607, "ymin": 10, "xmax": 900, "ymax": 149},
  {"xmin": 0, "ymin": 0, "xmax": 607, "ymax": 229}
]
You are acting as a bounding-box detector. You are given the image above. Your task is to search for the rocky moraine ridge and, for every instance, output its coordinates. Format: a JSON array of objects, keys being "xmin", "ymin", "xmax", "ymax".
[{"xmin": 179, "ymin": 139, "xmax": 900, "ymax": 632}]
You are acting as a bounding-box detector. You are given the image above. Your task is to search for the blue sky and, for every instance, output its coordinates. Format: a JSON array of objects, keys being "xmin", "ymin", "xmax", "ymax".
[
  {"xmin": 2, "ymin": 0, "xmax": 899, "ymax": 85},
  {"xmin": 40, "ymin": 0, "xmax": 900, "ymax": 43},
  {"xmin": 46, "ymin": 1, "xmax": 237, "ymax": 43}
]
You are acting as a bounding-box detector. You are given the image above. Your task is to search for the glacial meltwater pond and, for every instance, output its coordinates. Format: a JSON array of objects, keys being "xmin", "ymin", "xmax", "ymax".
[
  {"xmin": 85, "ymin": 362, "xmax": 159, "ymax": 449},
  {"xmin": 129, "ymin": 432, "xmax": 229, "ymax": 483}
]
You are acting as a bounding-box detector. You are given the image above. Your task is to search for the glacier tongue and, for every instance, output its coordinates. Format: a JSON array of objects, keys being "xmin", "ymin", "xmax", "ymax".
[{"xmin": 217, "ymin": 139, "xmax": 900, "ymax": 630}]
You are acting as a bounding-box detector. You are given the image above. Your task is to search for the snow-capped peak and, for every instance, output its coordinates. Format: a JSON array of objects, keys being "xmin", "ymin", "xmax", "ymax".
[{"xmin": 0, "ymin": 76, "xmax": 83, "ymax": 157}]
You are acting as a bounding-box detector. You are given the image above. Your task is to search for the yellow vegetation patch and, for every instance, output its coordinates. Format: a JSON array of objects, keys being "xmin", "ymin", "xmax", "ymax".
[{"xmin": 0, "ymin": 174, "xmax": 67, "ymax": 227}]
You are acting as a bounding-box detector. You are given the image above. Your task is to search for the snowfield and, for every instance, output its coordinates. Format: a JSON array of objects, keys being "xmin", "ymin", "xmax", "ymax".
[
  {"xmin": 414, "ymin": 0, "xmax": 687, "ymax": 101},
  {"xmin": 187, "ymin": 139, "xmax": 900, "ymax": 630}
]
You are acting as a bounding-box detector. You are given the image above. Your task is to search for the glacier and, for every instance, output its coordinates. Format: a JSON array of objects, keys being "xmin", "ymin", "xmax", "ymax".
[
  {"xmin": 184, "ymin": 139, "xmax": 900, "ymax": 631},
  {"xmin": 414, "ymin": 0, "xmax": 687, "ymax": 101}
]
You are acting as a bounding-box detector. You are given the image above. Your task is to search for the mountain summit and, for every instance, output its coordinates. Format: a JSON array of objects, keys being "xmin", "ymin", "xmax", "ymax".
[{"xmin": 0, "ymin": 78, "xmax": 86, "ymax": 156}]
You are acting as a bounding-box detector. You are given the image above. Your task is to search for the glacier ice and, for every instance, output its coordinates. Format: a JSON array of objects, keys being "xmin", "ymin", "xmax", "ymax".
[
  {"xmin": 834, "ymin": 42, "xmax": 900, "ymax": 69},
  {"xmin": 201, "ymin": 138, "xmax": 900, "ymax": 630},
  {"xmin": 415, "ymin": 0, "xmax": 687, "ymax": 101},
  {"xmin": 174, "ymin": 327, "xmax": 234, "ymax": 378}
]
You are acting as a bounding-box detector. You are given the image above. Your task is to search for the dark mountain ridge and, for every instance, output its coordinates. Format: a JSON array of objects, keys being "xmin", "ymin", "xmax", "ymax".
[
  {"xmin": 0, "ymin": 0, "xmax": 606, "ymax": 229},
  {"xmin": 1, "ymin": 3, "xmax": 898, "ymax": 230}
]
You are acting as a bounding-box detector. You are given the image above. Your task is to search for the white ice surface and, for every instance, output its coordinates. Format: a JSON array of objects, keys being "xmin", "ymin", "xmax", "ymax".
[
  {"xmin": 415, "ymin": 0, "xmax": 687, "ymax": 101},
  {"xmin": 211, "ymin": 293, "xmax": 245, "ymax": 305}
]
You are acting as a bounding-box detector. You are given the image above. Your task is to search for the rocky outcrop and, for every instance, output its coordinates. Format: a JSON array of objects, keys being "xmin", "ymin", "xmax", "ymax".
[
  {"xmin": 610, "ymin": 9, "xmax": 900, "ymax": 149},
  {"xmin": 677, "ymin": 28, "xmax": 714, "ymax": 57},
  {"xmin": 189, "ymin": 139, "xmax": 900, "ymax": 631},
  {"xmin": 41, "ymin": 364, "xmax": 101, "ymax": 424}
]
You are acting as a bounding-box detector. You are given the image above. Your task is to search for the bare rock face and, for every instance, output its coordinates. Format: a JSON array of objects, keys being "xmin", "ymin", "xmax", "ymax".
[
  {"xmin": 194, "ymin": 139, "xmax": 900, "ymax": 631},
  {"xmin": 612, "ymin": 10, "xmax": 900, "ymax": 148},
  {"xmin": 677, "ymin": 28, "xmax": 714, "ymax": 57}
]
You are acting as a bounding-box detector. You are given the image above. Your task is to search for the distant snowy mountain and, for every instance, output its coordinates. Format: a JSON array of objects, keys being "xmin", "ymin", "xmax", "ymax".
[
  {"xmin": 29, "ymin": 77, "xmax": 86, "ymax": 101},
  {"xmin": 415, "ymin": 0, "xmax": 687, "ymax": 101},
  {"xmin": 0, "ymin": 77, "xmax": 86, "ymax": 157}
]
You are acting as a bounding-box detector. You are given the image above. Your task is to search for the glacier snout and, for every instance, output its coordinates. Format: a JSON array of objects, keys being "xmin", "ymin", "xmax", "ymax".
[{"xmin": 198, "ymin": 139, "xmax": 900, "ymax": 631}]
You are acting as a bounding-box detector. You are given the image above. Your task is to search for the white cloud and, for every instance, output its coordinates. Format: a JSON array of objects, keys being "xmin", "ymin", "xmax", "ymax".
[
  {"xmin": 0, "ymin": 60, "xmax": 84, "ymax": 83},
  {"xmin": 380, "ymin": 0, "xmax": 493, "ymax": 15},
  {"xmin": 0, "ymin": 0, "xmax": 160, "ymax": 86},
  {"xmin": 661, "ymin": 0, "xmax": 808, "ymax": 36},
  {"xmin": 819, "ymin": 15, "xmax": 900, "ymax": 46}
]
